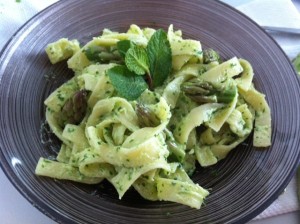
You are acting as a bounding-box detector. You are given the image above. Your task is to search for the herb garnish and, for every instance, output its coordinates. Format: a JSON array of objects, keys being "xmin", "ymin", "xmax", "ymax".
[{"xmin": 107, "ymin": 29, "xmax": 172, "ymax": 100}]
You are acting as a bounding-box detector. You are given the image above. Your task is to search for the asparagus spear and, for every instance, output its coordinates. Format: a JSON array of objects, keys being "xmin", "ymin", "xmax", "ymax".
[
  {"xmin": 59, "ymin": 90, "xmax": 88, "ymax": 126},
  {"xmin": 203, "ymin": 48, "xmax": 222, "ymax": 64},
  {"xmin": 84, "ymin": 45, "xmax": 122, "ymax": 63},
  {"xmin": 136, "ymin": 103, "xmax": 161, "ymax": 127},
  {"xmin": 181, "ymin": 78, "xmax": 236, "ymax": 104},
  {"xmin": 164, "ymin": 129, "xmax": 186, "ymax": 163}
]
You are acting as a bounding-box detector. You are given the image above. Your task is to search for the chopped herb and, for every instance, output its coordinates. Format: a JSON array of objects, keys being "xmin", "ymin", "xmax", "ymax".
[{"xmin": 57, "ymin": 93, "xmax": 65, "ymax": 101}]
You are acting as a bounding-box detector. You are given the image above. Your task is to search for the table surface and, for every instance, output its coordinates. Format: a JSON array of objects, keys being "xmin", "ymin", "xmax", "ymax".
[{"xmin": 0, "ymin": 0, "xmax": 300, "ymax": 223}]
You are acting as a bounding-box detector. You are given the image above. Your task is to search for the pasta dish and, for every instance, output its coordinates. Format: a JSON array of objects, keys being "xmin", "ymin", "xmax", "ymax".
[{"xmin": 35, "ymin": 25, "xmax": 271, "ymax": 209}]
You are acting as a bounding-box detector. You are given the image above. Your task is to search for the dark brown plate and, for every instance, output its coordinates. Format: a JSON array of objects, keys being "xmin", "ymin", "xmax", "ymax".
[{"xmin": 1, "ymin": 0, "xmax": 300, "ymax": 223}]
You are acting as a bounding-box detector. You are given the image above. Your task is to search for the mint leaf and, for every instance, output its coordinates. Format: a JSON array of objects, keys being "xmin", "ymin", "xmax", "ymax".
[
  {"xmin": 147, "ymin": 29, "xmax": 172, "ymax": 88},
  {"xmin": 107, "ymin": 65, "xmax": 148, "ymax": 100},
  {"xmin": 117, "ymin": 40, "xmax": 133, "ymax": 58},
  {"xmin": 125, "ymin": 45, "xmax": 150, "ymax": 75}
]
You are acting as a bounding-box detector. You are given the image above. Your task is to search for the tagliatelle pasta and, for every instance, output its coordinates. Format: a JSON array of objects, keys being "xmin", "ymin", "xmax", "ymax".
[{"xmin": 35, "ymin": 24, "xmax": 271, "ymax": 209}]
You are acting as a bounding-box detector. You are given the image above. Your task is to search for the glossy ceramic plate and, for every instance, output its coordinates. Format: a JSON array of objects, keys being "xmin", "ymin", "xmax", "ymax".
[{"xmin": 0, "ymin": 0, "xmax": 300, "ymax": 223}]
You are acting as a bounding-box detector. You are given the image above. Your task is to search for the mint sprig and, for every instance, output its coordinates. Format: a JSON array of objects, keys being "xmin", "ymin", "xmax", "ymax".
[{"xmin": 108, "ymin": 29, "xmax": 172, "ymax": 101}]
